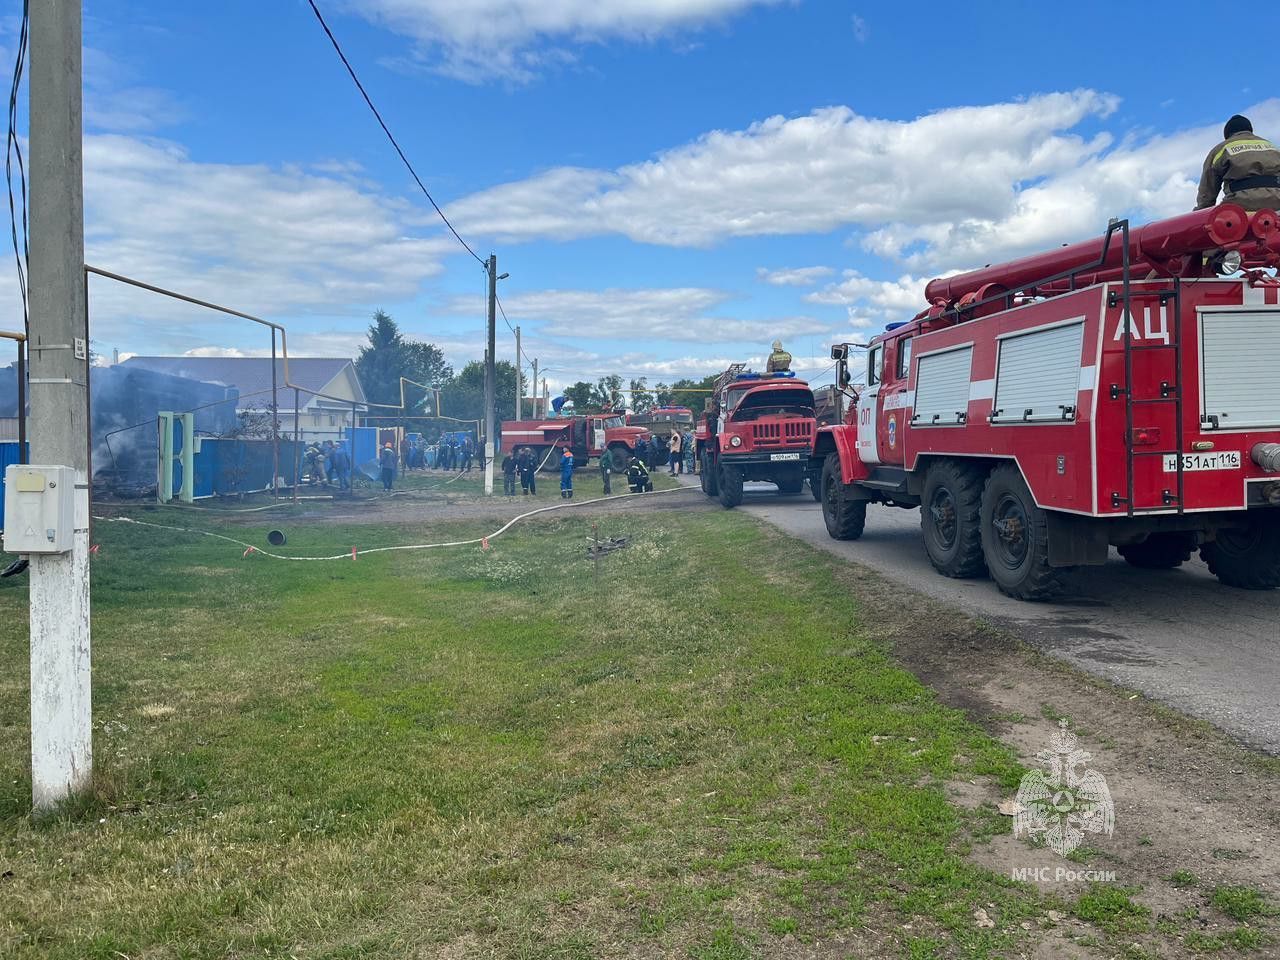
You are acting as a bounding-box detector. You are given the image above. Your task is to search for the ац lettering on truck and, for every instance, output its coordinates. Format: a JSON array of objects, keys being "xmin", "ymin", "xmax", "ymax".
[
  {"xmin": 696, "ymin": 365, "xmax": 817, "ymax": 508},
  {"xmin": 811, "ymin": 203, "xmax": 1280, "ymax": 600}
]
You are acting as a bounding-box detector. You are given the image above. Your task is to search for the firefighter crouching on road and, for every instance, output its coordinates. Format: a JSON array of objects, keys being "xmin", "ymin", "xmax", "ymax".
[
  {"xmin": 1196, "ymin": 114, "xmax": 1280, "ymax": 211},
  {"xmin": 766, "ymin": 339, "xmax": 792, "ymax": 373},
  {"xmin": 627, "ymin": 455, "xmax": 653, "ymax": 493}
]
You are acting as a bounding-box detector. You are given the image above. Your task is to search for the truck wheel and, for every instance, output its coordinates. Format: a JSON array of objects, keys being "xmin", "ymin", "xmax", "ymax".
[
  {"xmin": 1118, "ymin": 533, "xmax": 1195, "ymax": 570},
  {"xmin": 776, "ymin": 474, "xmax": 804, "ymax": 496},
  {"xmin": 609, "ymin": 445, "xmax": 630, "ymax": 472},
  {"xmin": 702, "ymin": 453, "xmax": 719, "ymax": 496},
  {"xmin": 921, "ymin": 461, "xmax": 987, "ymax": 578},
  {"xmin": 1201, "ymin": 514, "xmax": 1280, "ymax": 589},
  {"xmin": 718, "ymin": 463, "xmax": 743, "ymax": 509},
  {"xmin": 979, "ymin": 464, "xmax": 1065, "ymax": 600},
  {"xmin": 806, "ymin": 467, "xmax": 822, "ymax": 502},
  {"xmin": 821, "ymin": 453, "xmax": 866, "ymax": 540}
]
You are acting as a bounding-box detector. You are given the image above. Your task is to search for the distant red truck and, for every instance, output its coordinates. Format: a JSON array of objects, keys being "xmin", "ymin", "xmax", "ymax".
[{"xmin": 499, "ymin": 413, "xmax": 648, "ymax": 470}]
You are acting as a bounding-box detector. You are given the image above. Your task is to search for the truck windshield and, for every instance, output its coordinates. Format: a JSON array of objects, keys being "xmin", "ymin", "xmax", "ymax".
[
  {"xmin": 598, "ymin": 416, "xmax": 625, "ymax": 429},
  {"xmin": 729, "ymin": 389, "xmax": 815, "ymax": 421}
]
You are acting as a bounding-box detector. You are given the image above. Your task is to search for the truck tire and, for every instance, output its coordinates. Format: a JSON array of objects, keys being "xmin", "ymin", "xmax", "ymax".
[
  {"xmin": 776, "ymin": 473, "xmax": 804, "ymax": 496},
  {"xmin": 821, "ymin": 453, "xmax": 866, "ymax": 541},
  {"xmin": 806, "ymin": 466, "xmax": 822, "ymax": 502},
  {"xmin": 609, "ymin": 445, "xmax": 630, "ymax": 472},
  {"xmin": 702, "ymin": 452, "xmax": 719, "ymax": 496},
  {"xmin": 718, "ymin": 463, "xmax": 743, "ymax": 509},
  {"xmin": 1118, "ymin": 533, "xmax": 1195, "ymax": 570},
  {"xmin": 979, "ymin": 464, "xmax": 1066, "ymax": 600},
  {"xmin": 921, "ymin": 461, "xmax": 987, "ymax": 579},
  {"xmin": 1201, "ymin": 514, "xmax": 1280, "ymax": 589}
]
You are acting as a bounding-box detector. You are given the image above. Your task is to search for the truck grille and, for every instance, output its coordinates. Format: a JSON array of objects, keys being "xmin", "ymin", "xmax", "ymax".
[{"xmin": 751, "ymin": 421, "xmax": 812, "ymax": 445}]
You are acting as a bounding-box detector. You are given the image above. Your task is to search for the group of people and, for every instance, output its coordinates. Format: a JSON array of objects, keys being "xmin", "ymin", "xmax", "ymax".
[
  {"xmin": 499, "ymin": 445, "xmax": 657, "ymax": 499},
  {"xmin": 399, "ymin": 435, "xmax": 475, "ymax": 472},
  {"xmin": 501, "ymin": 446, "xmax": 546, "ymax": 497},
  {"xmin": 633, "ymin": 429, "xmax": 696, "ymax": 477},
  {"xmin": 303, "ymin": 439, "xmax": 353, "ymax": 490}
]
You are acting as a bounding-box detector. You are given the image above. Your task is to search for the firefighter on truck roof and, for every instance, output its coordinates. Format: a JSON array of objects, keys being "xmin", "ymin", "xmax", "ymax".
[
  {"xmin": 766, "ymin": 340, "xmax": 792, "ymax": 373},
  {"xmin": 1195, "ymin": 114, "xmax": 1280, "ymax": 211}
]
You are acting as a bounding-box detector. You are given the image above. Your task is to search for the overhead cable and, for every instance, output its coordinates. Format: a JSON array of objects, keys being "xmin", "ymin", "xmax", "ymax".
[{"xmin": 304, "ymin": 0, "xmax": 485, "ymax": 266}]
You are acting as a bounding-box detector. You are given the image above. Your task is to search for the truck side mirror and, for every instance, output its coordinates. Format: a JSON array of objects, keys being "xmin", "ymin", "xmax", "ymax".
[{"xmin": 830, "ymin": 343, "xmax": 849, "ymax": 361}]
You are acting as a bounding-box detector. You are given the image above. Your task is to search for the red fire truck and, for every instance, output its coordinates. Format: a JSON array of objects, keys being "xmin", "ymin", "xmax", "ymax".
[
  {"xmin": 696, "ymin": 364, "xmax": 818, "ymax": 508},
  {"xmin": 499, "ymin": 413, "xmax": 648, "ymax": 470},
  {"xmin": 812, "ymin": 203, "xmax": 1280, "ymax": 600}
]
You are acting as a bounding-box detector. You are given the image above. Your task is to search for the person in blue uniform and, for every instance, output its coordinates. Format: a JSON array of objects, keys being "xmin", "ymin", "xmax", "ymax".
[{"xmin": 559, "ymin": 447, "xmax": 575, "ymax": 499}]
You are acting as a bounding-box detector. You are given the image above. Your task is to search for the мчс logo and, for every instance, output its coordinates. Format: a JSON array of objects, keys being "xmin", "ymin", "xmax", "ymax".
[{"xmin": 1014, "ymin": 719, "xmax": 1114, "ymax": 858}]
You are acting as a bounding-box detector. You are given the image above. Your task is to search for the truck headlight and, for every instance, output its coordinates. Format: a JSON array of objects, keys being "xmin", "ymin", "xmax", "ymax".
[{"xmin": 730, "ymin": 435, "xmax": 742, "ymax": 448}]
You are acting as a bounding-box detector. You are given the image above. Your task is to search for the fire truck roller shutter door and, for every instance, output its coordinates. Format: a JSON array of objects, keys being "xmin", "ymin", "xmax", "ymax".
[
  {"xmin": 1201, "ymin": 311, "xmax": 1280, "ymax": 429},
  {"xmin": 913, "ymin": 345, "xmax": 974, "ymax": 427},
  {"xmin": 993, "ymin": 321, "xmax": 1086, "ymax": 424}
]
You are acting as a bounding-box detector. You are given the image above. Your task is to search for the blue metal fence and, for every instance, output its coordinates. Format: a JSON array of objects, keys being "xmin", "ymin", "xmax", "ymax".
[{"xmin": 0, "ymin": 442, "xmax": 28, "ymax": 526}]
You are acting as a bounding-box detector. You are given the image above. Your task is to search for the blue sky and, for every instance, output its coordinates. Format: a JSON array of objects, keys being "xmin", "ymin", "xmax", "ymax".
[{"xmin": 3, "ymin": 0, "xmax": 1277, "ymax": 392}]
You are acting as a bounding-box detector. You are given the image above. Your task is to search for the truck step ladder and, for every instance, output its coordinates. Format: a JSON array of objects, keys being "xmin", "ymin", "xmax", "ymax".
[{"xmin": 1106, "ymin": 220, "xmax": 1186, "ymax": 516}]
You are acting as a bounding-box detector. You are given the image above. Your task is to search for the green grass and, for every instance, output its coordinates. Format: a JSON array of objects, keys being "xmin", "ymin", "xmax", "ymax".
[
  {"xmin": 1072, "ymin": 885, "xmax": 1151, "ymax": 935},
  {"xmin": 1210, "ymin": 886, "xmax": 1274, "ymax": 923},
  {"xmin": 0, "ymin": 503, "xmax": 1208, "ymax": 957}
]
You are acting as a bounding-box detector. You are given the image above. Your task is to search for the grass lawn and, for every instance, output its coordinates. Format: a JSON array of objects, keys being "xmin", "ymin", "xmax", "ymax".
[{"xmin": 3, "ymin": 504, "xmax": 1053, "ymax": 958}]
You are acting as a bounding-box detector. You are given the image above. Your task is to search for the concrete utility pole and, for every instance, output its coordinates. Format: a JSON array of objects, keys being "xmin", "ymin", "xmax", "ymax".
[
  {"xmin": 483, "ymin": 254, "xmax": 497, "ymax": 495},
  {"xmin": 531, "ymin": 358, "xmax": 538, "ymax": 417},
  {"xmin": 27, "ymin": 0, "xmax": 92, "ymax": 810},
  {"xmin": 513, "ymin": 325, "xmax": 521, "ymax": 421}
]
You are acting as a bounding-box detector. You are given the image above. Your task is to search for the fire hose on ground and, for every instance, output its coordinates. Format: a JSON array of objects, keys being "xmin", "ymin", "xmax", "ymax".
[{"xmin": 93, "ymin": 484, "xmax": 700, "ymax": 563}]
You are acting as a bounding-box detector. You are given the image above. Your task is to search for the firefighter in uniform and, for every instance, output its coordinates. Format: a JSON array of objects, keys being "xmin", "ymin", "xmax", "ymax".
[
  {"xmin": 766, "ymin": 340, "xmax": 792, "ymax": 373},
  {"xmin": 1195, "ymin": 115, "xmax": 1280, "ymax": 211}
]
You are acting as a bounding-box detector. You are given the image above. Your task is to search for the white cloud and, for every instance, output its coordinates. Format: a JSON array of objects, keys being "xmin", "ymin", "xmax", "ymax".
[
  {"xmin": 756, "ymin": 265, "xmax": 833, "ymax": 286},
  {"xmin": 851, "ymin": 14, "xmax": 868, "ymax": 43},
  {"xmin": 469, "ymin": 286, "xmax": 831, "ymax": 343},
  {"xmin": 804, "ymin": 271, "xmax": 925, "ymax": 322},
  {"xmin": 450, "ymin": 91, "xmax": 1118, "ymax": 246},
  {"xmin": 353, "ymin": 0, "xmax": 782, "ymax": 82},
  {"xmin": 449, "ymin": 94, "xmax": 1280, "ymax": 274},
  {"xmin": 0, "ymin": 133, "xmax": 457, "ymax": 353}
]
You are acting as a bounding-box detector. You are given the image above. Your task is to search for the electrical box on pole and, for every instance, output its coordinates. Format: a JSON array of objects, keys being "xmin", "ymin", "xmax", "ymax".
[{"xmin": 3, "ymin": 465, "xmax": 76, "ymax": 554}]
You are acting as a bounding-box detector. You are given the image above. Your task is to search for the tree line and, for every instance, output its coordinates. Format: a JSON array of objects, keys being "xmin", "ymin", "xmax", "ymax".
[{"xmin": 354, "ymin": 309, "xmax": 717, "ymax": 428}]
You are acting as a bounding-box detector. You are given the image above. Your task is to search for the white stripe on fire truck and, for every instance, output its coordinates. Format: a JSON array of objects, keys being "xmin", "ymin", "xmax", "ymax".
[{"xmin": 968, "ymin": 379, "xmax": 995, "ymax": 401}]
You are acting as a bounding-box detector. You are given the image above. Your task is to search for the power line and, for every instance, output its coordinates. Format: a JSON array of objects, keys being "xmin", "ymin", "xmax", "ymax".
[
  {"xmin": 304, "ymin": 0, "xmax": 484, "ymax": 267},
  {"xmin": 6, "ymin": 0, "xmax": 30, "ymax": 333},
  {"xmin": 494, "ymin": 292, "xmax": 535, "ymax": 368}
]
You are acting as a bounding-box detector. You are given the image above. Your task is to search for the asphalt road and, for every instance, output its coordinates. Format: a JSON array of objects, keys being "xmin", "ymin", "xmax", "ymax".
[{"xmin": 679, "ymin": 475, "xmax": 1280, "ymax": 754}]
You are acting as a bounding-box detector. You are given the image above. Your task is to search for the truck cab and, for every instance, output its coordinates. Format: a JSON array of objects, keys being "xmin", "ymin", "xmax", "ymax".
[{"xmin": 697, "ymin": 370, "xmax": 817, "ymax": 508}]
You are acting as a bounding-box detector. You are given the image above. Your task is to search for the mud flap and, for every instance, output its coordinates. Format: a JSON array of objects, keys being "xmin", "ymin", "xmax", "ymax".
[{"xmin": 1046, "ymin": 512, "xmax": 1109, "ymax": 567}]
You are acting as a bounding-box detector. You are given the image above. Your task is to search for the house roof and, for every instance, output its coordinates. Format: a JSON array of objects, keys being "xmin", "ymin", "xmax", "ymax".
[{"xmin": 121, "ymin": 356, "xmax": 365, "ymax": 406}]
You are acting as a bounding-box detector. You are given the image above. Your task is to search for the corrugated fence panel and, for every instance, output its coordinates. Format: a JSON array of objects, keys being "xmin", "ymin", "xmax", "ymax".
[
  {"xmin": 0, "ymin": 442, "xmax": 27, "ymax": 528},
  {"xmin": 1202, "ymin": 311, "xmax": 1280, "ymax": 429},
  {"xmin": 994, "ymin": 322, "xmax": 1085, "ymax": 423},
  {"xmin": 914, "ymin": 346, "xmax": 973, "ymax": 426}
]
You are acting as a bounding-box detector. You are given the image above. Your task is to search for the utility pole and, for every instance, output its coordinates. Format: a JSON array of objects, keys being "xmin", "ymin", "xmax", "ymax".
[
  {"xmin": 484, "ymin": 254, "xmax": 497, "ymax": 495},
  {"xmin": 542, "ymin": 377, "xmax": 548, "ymax": 416},
  {"xmin": 27, "ymin": 0, "xmax": 92, "ymax": 810},
  {"xmin": 514, "ymin": 325, "xmax": 521, "ymax": 421},
  {"xmin": 531, "ymin": 358, "xmax": 538, "ymax": 417}
]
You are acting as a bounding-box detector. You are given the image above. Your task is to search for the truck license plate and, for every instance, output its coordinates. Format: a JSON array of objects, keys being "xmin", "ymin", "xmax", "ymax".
[
  {"xmin": 1162, "ymin": 451, "xmax": 1241, "ymax": 472},
  {"xmin": 770, "ymin": 452, "xmax": 802, "ymax": 462}
]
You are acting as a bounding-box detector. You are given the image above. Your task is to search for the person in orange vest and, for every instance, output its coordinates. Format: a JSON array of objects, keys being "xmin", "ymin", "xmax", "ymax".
[{"xmin": 559, "ymin": 447, "xmax": 575, "ymax": 499}]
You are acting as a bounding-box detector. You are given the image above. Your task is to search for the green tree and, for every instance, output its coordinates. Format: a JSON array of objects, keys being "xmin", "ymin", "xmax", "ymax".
[
  {"xmin": 629, "ymin": 378, "xmax": 654, "ymax": 414},
  {"xmin": 354, "ymin": 310, "xmax": 453, "ymax": 422},
  {"xmin": 562, "ymin": 380, "xmax": 597, "ymax": 413},
  {"xmin": 668, "ymin": 374, "xmax": 718, "ymax": 414},
  {"xmin": 593, "ymin": 375, "xmax": 624, "ymax": 411},
  {"xmin": 439, "ymin": 360, "xmax": 518, "ymax": 425}
]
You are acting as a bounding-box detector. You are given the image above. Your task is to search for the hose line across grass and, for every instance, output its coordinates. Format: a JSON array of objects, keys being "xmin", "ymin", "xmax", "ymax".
[{"xmin": 94, "ymin": 485, "xmax": 700, "ymax": 562}]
